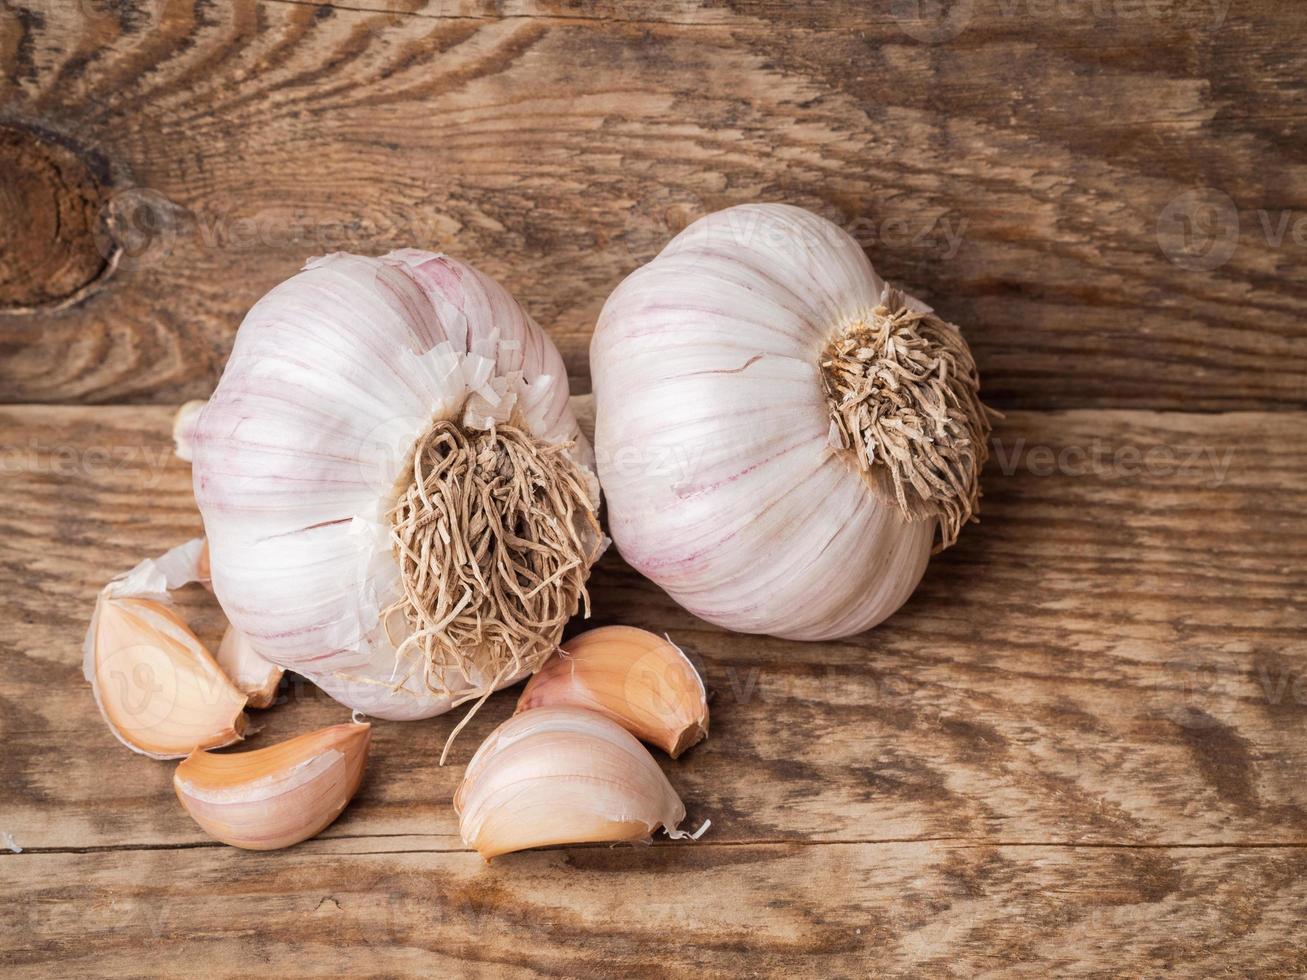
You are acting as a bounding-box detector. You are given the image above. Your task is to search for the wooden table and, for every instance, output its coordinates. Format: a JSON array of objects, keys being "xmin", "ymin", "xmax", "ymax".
[{"xmin": 3, "ymin": 2, "xmax": 1306, "ymax": 975}]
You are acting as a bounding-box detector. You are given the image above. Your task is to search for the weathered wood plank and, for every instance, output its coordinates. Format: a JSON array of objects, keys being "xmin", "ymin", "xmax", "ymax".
[
  {"xmin": 1, "ymin": 404, "xmax": 1304, "ymax": 855},
  {"xmin": 2, "ymin": 2, "xmax": 1306, "ymax": 408},
  {"xmin": 2, "ymin": 842, "xmax": 1305, "ymax": 977}
]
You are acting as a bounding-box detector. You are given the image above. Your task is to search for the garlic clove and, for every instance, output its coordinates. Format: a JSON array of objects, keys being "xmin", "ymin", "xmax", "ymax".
[
  {"xmin": 455, "ymin": 706, "xmax": 689, "ymax": 860},
  {"xmin": 216, "ymin": 625, "xmax": 283, "ymax": 709},
  {"xmin": 88, "ymin": 594, "xmax": 248, "ymax": 759},
  {"xmin": 196, "ymin": 538, "xmax": 211, "ymax": 585},
  {"xmin": 174, "ymin": 722, "xmax": 371, "ymax": 850},
  {"xmin": 516, "ymin": 626, "xmax": 708, "ymax": 758},
  {"xmin": 172, "ymin": 399, "xmax": 206, "ymax": 461}
]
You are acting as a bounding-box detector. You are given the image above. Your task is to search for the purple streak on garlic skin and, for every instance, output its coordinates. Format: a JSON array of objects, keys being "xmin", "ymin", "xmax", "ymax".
[
  {"xmin": 192, "ymin": 251, "xmax": 597, "ymax": 720},
  {"xmin": 591, "ymin": 204, "xmax": 936, "ymax": 641}
]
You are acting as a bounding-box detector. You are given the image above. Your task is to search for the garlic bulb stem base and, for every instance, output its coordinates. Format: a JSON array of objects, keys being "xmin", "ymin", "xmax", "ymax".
[
  {"xmin": 192, "ymin": 250, "xmax": 601, "ymax": 720},
  {"xmin": 383, "ymin": 417, "xmax": 602, "ymax": 718},
  {"xmin": 821, "ymin": 285, "xmax": 994, "ymax": 549}
]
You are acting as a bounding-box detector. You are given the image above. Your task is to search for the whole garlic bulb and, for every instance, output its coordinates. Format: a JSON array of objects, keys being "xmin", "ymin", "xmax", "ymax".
[
  {"xmin": 192, "ymin": 251, "xmax": 602, "ymax": 720},
  {"xmin": 590, "ymin": 204, "xmax": 992, "ymax": 640}
]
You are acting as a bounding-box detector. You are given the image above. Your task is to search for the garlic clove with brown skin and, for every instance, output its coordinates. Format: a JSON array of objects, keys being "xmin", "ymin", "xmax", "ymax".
[
  {"xmin": 174, "ymin": 722, "xmax": 371, "ymax": 850},
  {"xmin": 455, "ymin": 706, "xmax": 690, "ymax": 860},
  {"xmin": 516, "ymin": 626, "xmax": 708, "ymax": 758},
  {"xmin": 216, "ymin": 625, "xmax": 283, "ymax": 709},
  {"xmin": 87, "ymin": 594, "xmax": 248, "ymax": 759}
]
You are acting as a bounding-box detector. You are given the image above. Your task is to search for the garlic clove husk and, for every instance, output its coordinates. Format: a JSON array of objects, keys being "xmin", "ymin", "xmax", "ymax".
[
  {"xmin": 196, "ymin": 538, "xmax": 211, "ymax": 586},
  {"xmin": 174, "ymin": 722, "xmax": 371, "ymax": 850},
  {"xmin": 455, "ymin": 706, "xmax": 689, "ymax": 860},
  {"xmin": 87, "ymin": 594, "xmax": 248, "ymax": 759},
  {"xmin": 172, "ymin": 399, "xmax": 206, "ymax": 462},
  {"xmin": 516, "ymin": 626, "xmax": 708, "ymax": 758},
  {"xmin": 216, "ymin": 625, "xmax": 283, "ymax": 709}
]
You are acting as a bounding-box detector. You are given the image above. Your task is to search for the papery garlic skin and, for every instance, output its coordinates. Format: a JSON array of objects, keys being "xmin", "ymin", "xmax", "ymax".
[
  {"xmin": 174, "ymin": 722, "xmax": 370, "ymax": 850},
  {"xmin": 455, "ymin": 707, "xmax": 687, "ymax": 860},
  {"xmin": 191, "ymin": 251, "xmax": 601, "ymax": 720},
  {"xmin": 516, "ymin": 627, "xmax": 708, "ymax": 757},
  {"xmin": 591, "ymin": 203, "xmax": 989, "ymax": 641},
  {"xmin": 172, "ymin": 399, "xmax": 206, "ymax": 462},
  {"xmin": 216, "ymin": 626, "xmax": 283, "ymax": 709}
]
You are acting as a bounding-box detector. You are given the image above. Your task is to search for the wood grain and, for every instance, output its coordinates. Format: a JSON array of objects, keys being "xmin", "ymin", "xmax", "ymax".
[
  {"xmin": 2, "ymin": 1, "xmax": 1306, "ymax": 408},
  {"xmin": 2, "ymin": 405, "xmax": 1304, "ymax": 862},
  {"xmin": 4, "ymin": 843, "xmax": 1306, "ymax": 977},
  {"xmin": 5, "ymin": 2, "xmax": 1307, "ymax": 974}
]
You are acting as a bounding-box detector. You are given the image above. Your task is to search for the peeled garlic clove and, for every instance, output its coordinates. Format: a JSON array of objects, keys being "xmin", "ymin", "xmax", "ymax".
[
  {"xmin": 174, "ymin": 722, "xmax": 371, "ymax": 850},
  {"xmin": 517, "ymin": 626, "xmax": 708, "ymax": 758},
  {"xmin": 172, "ymin": 399, "xmax": 206, "ymax": 461},
  {"xmin": 87, "ymin": 594, "xmax": 248, "ymax": 759},
  {"xmin": 455, "ymin": 706, "xmax": 688, "ymax": 860},
  {"xmin": 216, "ymin": 626, "xmax": 283, "ymax": 709}
]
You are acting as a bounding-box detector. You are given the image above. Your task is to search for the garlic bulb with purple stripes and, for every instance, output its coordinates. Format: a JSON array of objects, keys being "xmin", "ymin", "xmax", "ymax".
[
  {"xmin": 192, "ymin": 250, "xmax": 602, "ymax": 720},
  {"xmin": 590, "ymin": 204, "xmax": 992, "ymax": 640}
]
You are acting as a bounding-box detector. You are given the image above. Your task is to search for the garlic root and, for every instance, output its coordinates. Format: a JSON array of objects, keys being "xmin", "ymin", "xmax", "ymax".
[
  {"xmin": 516, "ymin": 626, "xmax": 708, "ymax": 758},
  {"xmin": 455, "ymin": 706, "xmax": 687, "ymax": 860},
  {"xmin": 174, "ymin": 722, "xmax": 371, "ymax": 850}
]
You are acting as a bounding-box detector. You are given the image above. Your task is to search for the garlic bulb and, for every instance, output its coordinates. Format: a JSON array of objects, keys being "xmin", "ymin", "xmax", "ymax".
[
  {"xmin": 516, "ymin": 627, "xmax": 708, "ymax": 757},
  {"xmin": 455, "ymin": 706, "xmax": 688, "ymax": 860},
  {"xmin": 216, "ymin": 626, "xmax": 283, "ymax": 709},
  {"xmin": 590, "ymin": 204, "xmax": 993, "ymax": 640},
  {"xmin": 84, "ymin": 539, "xmax": 248, "ymax": 758},
  {"xmin": 191, "ymin": 251, "xmax": 603, "ymax": 720},
  {"xmin": 174, "ymin": 722, "xmax": 370, "ymax": 850}
]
